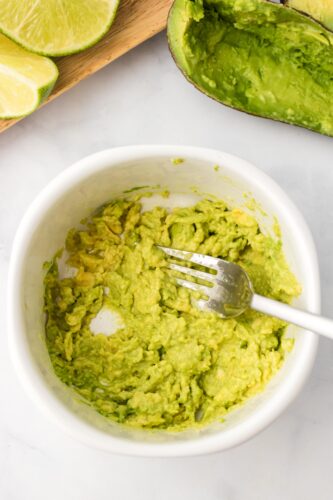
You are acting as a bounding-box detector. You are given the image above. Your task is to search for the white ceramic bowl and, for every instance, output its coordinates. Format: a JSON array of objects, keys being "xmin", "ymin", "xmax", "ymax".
[{"xmin": 8, "ymin": 145, "xmax": 319, "ymax": 457}]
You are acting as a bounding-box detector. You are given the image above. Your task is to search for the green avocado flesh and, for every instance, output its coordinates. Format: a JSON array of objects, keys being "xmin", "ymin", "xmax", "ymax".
[
  {"xmin": 168, "ymin": 0, "xmax": 333, "ymax": 136},
  {"xmin": 286, "ymin": 0, "xmax": 333, "ymax": 31},
  {"xmin": 44, "ymin": 196, "xmax": 300, "ymax": 431}
]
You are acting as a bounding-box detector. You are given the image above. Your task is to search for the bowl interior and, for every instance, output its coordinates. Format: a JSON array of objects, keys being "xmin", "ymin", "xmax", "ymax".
[{"xmin": 13, "ymin": 148, "xmax": 318, "ymax": 455}]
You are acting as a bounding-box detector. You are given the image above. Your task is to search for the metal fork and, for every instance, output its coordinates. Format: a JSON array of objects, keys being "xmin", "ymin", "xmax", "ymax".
[{"xmin": 158, "ymin": 246, "xmax": 333, "ymax": 340}]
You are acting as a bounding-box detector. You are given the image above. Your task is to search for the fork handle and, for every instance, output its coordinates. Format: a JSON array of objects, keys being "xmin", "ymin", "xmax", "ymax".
[{"xmin": 251, "ymin": 294, "xmax": 333, "ymax": 340}]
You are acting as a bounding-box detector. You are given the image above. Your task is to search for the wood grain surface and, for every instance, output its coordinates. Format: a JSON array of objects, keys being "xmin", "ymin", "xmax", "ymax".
[{"xmin": 0, "ymin": 0, "xmax": 173, "ymax": 133}]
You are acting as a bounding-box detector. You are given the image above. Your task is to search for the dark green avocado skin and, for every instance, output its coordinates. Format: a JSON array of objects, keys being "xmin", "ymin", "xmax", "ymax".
[{"xmin": 168, "ymin": 0, "xmax": 333, "ymax": 137}]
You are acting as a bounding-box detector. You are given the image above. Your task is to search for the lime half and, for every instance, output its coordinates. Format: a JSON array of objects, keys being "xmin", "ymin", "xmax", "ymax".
[
  {"xmin": 0, "ymin": 34, "xmax": 58, "ymax": 119},
  {"xmin": 0, "ymin": 0, "xmax": 120, "ymax": 57}
]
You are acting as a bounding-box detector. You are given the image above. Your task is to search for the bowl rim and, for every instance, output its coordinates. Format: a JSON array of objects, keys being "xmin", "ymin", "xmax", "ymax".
[{"xmin": 7, "ymin": 145, "xmax": 319, "ymax": 457}]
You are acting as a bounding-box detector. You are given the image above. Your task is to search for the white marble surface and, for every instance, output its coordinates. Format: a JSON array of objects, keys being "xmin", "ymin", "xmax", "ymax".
[{"xmin": 1, "ymin": 32, "xmax": 333, "ymax": 500}]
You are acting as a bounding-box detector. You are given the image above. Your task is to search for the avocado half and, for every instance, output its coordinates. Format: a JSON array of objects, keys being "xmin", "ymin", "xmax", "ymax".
[
  {"xmin": 167, "ymin": 0, "xmax": 333, "ymax": 136},
  {"xmin": 284, "ymin": 0, "xmax": 333, "ymax": 32}
]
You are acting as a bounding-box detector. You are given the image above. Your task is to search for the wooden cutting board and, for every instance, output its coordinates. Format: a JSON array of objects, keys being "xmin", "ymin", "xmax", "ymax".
[{"xmin": 0, "ymin": 0, "xmax": 173, "ymax": 133}]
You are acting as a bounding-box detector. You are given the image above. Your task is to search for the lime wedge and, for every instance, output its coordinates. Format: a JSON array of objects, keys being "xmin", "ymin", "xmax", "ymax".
[
  {"xmin": 0, "ymin": 0, "xmax": 120, "ymax": 57},
  {"xmin": 0, "ymin": 34, "xmax": 58, "ymax": 119}
]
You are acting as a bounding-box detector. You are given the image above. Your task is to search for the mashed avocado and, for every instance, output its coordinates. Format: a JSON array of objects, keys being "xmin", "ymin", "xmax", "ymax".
[{"xmin": 44, "ymin": 197, "xmax": 300, "ymax": 430}]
